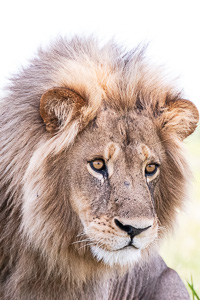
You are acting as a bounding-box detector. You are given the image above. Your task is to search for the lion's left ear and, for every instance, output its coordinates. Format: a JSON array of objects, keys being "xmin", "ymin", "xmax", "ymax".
[
  {"xmin": 158, "ymin": 99, "xmax": 199, "ymax": 140},
  {"xmin": 40, "ymin": 87, "xmax": 85, "ymax": 133}
]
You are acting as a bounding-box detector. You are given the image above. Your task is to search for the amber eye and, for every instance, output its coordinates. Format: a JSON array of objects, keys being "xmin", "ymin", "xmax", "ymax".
[
  {"xmin": 90, "ymin": 159, "xmax": 107, "ymax": 174},
  {"xmin": 145, "ymin": 164, "xmax": 159, "ymax": 176}
]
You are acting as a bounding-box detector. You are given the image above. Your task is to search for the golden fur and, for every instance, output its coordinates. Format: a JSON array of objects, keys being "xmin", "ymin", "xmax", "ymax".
[{"xmin": 0, "ymin": 36, "xmax": 198, "ymax": 299}]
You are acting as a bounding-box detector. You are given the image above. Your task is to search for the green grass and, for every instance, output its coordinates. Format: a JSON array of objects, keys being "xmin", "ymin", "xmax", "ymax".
[
  {"xmin": 188, "ymin": 277, "xmax": 200, "ymax": 300},
  {"xmin": 160, "ymin": 125, "xmax": 200, "ymax": 298}
]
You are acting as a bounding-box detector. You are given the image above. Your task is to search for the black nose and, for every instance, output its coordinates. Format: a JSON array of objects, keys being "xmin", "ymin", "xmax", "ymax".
[{"xmin": 114, "ymin": 219, "xmax": 151, "ymax": 238}]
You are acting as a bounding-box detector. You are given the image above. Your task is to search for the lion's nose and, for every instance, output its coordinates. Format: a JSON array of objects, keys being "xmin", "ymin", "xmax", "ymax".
[{"xmin": 114, "ymin": 218, "xmax": 151, "ymax": 238}]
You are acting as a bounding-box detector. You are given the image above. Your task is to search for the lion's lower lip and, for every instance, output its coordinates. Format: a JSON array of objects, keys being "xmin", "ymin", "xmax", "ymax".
[
  {"xmin": 125, "ymin": 244, "xmax": 139, "ymax": 250},
  {"xmin": 114, "ymin": 244, "xmax": 139, "ymax": 251}
]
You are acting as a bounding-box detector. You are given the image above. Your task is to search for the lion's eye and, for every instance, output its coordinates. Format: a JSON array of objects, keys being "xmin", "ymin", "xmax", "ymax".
[
  {"xmin": 90, "ymin": 159, "xmax": 106, "ymax": 173},
  {"xmin": 145, "ymin": 164, "xmax": 159, "ymax": 176}
]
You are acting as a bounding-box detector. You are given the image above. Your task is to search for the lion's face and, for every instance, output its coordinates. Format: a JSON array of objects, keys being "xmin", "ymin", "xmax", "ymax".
[{"xmin": 67, "ymin": 107, "xmax": 163, "ymax": 266}]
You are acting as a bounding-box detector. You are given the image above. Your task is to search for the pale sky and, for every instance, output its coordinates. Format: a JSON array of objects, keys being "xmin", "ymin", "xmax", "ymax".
[{"xmin": 0, "ymin": 0, "xmax": 200, "ymax": 112}]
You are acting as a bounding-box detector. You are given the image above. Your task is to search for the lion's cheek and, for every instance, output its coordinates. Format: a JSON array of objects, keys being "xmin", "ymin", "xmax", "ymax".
[{"xmin": 69, "ymin": 187, "xmax": 96, "ymax": 228}]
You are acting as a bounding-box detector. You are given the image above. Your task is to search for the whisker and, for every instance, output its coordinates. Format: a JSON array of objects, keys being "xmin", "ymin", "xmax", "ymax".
[
  {"xmin": 71, "ymin": 238, "xmax": 91, "ymax": 245},
  {"xmin": 78, "ymin": 242, "xmax": 97, "ymax": 250},
  {"xmin": 76, "ymin": 232, "xmax": 87, "ymax": 238}
]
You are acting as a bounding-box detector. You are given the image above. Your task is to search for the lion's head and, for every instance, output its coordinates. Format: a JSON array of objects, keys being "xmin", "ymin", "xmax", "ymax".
[
  {"xmin": 17, "ymin": 38, "xmax": 198, "ymax": 272},
  {"xmin": 0, "ymin": 38, "xmax": 199, "ymax": 291}
]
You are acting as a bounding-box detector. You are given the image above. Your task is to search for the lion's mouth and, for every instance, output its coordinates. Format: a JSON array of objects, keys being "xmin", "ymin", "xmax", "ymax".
[
  {"xmin": 90, "ymin": 244, "xmax": 142, "ymax": 267},
  {"xmin": 114, "ymin": 243, "xmax": 139, "ymax": 251}
]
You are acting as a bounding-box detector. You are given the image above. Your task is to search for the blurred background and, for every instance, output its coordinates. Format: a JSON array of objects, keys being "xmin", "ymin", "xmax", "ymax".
[{"xmin": 0, "ymin": 0, "xmax": 199, "ymax": 296}]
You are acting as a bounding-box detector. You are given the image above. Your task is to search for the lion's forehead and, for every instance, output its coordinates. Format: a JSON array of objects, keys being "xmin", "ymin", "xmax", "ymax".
[
  {"xmin": 80, "ymin": 110, "xmax": 162, "ymax": 164},
  {"xmin": 104, "ymin": 142, "xmax": 154, "ymax": 161}
]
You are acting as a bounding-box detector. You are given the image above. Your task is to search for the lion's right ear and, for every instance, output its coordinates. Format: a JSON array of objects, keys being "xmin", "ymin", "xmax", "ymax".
[{"xmin": 40, "ymin": 88, "xmax": 85, "ymax": 133}]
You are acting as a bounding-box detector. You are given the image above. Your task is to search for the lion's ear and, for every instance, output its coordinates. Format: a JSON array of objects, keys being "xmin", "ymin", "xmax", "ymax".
[
  {"xmin": 158, "ymin": 99, "xmax": 199, "ymax": 140},
  {"xmin": 40, "ymin": 88, "xmax": 85, "ymax": 133}
]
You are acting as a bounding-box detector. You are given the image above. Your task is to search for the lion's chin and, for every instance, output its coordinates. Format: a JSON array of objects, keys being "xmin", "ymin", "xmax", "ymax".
[{"xmin": 90, "ymin": 245, "xmax": 142, "ymax": 267}]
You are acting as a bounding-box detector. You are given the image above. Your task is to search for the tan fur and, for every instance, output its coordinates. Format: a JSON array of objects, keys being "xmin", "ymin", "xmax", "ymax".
[{"xmin": 0, "ymin": 36, "xmax": 198, "ymax": 299}]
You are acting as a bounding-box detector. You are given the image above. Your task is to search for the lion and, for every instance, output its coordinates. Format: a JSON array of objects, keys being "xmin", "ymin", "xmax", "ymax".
[{"xmin": 0, "ymin": 36, "xmax": 199, "ymax": 300}]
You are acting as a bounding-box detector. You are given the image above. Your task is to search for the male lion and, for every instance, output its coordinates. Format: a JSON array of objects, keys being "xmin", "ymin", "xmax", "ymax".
[{"xmin": 0, "ymin": 37, "xmax": 199, "ymax": 300}]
